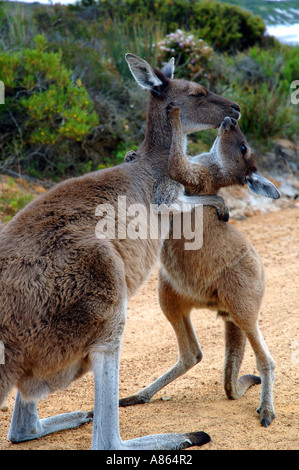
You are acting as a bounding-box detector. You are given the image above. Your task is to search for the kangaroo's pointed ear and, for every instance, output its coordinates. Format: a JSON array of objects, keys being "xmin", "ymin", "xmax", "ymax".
[
  {"xmin": 161, "ymin": 57, "xmax": 175, "ymax": 79},
  {"xmin": 246, "ymin": 173, "xmax": 280, "ymax": 199},
  {"xmin": 125, "ymin": 53, "xmax": 165, "ymax": 91}
]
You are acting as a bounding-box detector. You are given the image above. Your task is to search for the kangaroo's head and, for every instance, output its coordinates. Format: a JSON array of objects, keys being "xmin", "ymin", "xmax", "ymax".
[
  {"xmin": 125, "ymin": 54, "xmax": 241, "ymax": 134},
  {"xmin": 215, "ymin": 117, "xmax": 280, "ymax": 199}
]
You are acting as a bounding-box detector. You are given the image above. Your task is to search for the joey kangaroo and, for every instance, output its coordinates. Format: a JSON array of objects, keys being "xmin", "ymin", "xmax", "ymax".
[
  {"xmin": 120, "ymin": 105, "xmax": 279, "ymax": 428},
  {"xmin": 0, "ymin": 55, "xmax": 241, "ymax": 450}
]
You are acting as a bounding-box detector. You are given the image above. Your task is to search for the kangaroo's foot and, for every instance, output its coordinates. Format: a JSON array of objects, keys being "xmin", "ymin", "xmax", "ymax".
[
  {"xmin": 119, "ymin": 393, "xmax": 151, "ymax": 407},
  {"xmin": 8, "ymin": 391, "xmax": 93, "ymax": 443},
  {"xmin": 256, "ymin": 404, "xmax": 276, "ymax": 428}
]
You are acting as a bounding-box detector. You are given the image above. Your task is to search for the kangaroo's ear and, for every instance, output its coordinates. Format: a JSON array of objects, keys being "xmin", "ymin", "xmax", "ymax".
[
  {"xmin": 246, "ymin": 173, "xmax": 280, "ymax": 199},
  {"xmin": 125, "ymin": 53, "xmax": 166, "ymax": 92},
  {"xmin": 161, "ymin": 57, "xmax": 175, "ymax": 79}
]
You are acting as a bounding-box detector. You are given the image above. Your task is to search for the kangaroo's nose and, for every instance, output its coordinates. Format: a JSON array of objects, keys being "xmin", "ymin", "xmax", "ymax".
[
  {"xmin": 231, "ymin": 103, "xmax": 241, "ymax": 113},
  {"xmin": 222, "ymin": 116, "xmax": 232, "ymax": 131}
]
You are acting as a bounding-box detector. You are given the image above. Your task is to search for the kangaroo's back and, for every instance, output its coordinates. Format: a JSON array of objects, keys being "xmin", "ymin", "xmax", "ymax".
[{"xmin": 0, "ymin": 161, "xmax": 160, "ymax": 304}]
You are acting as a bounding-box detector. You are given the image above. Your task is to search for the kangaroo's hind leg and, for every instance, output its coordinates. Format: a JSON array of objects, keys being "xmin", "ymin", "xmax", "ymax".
[
  {"xmin": 218, "ymin": 254, "xmax": 275, "ymax": 427},
  {"xmin": 225, "ymin": 315, "xmax": 276, "ymax": 427},
  {"xmin": 119, "ymin": 271, "xmax": 202, "ymax": 407},
  {"xmin": 245, "ymin": 324, "xmax": 276, "ymax": 427},
  {"xmin": 7, "ymin": 356, "xmax": 94, "ymax": 443},
  {"xmin": 93, "ymin": 297, "xmax": 209, "ymax": 450},
  {"xmin": 8, "ymin": 388, "xmax": 93, "ymax": 443},
  {"xmin": 221, "ymin": 314, "xmax": 261, "ymax": 400},
  {"xmin": 0, "ymin": 364, "xmax": 14, "ymax": 410}
]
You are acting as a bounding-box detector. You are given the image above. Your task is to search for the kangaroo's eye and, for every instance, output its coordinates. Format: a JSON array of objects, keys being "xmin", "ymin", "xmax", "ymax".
[
  {"xmin": 196, "ymin": 93, "xmax": 205, "ymax": 98},
  {"xmin": 240, "ymin": 144, "xmax": 247, "ymax": 155}
]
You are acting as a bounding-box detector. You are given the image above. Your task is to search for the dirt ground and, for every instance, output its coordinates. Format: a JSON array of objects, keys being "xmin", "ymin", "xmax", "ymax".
[{"xmin": 0, "ymin": 207, "xmax": 298, "ymax": 450}]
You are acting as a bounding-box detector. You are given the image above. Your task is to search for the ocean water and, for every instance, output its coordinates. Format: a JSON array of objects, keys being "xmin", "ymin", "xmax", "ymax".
[
  {"xmin": 264, "ymin": 0, "xmax": 299, "ymax": 44},
  {"xmin": 267, "ymin": 23, "xmax": 299, "ymax": 44}
]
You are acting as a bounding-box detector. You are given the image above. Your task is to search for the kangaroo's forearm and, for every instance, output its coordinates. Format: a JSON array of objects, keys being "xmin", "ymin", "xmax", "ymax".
[{"xmin": 169, "ymin": 151, "xmax": 218, "ymax": 195}]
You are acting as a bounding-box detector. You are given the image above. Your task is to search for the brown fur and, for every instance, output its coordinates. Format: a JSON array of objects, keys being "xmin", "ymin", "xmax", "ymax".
[
  {"xmin": 0, "ymin": 55, "xmax": 241, "ymax": 449},
  {"xmin": 120, "ymin": 109, "xmax": 276, "ymax": 427}
]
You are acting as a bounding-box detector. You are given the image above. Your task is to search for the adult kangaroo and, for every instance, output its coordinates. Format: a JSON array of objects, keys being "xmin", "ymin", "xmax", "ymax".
[{"xmin": 0, "ymin": 54, "xmax": 240, "ymax": 450}]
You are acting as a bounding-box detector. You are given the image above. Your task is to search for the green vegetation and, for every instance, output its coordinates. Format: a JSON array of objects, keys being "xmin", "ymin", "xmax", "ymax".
[
  {"xmin": 0, "ymin": 177, "xmax": 34, "ymax": 224},
  {"xmin": 92, "ymin": 0, "xmax": 266, "ymax": 52},
  {"xmin": 0, "ymin": 0, "xmax": 298, "ymax": 181},
  {"xmin": 209, "ymin": 43, "xmax": 299, "ymax": 146},
  {"xmin": 0, "ymin": 34, "xmax": 98, "ymax": 178}
]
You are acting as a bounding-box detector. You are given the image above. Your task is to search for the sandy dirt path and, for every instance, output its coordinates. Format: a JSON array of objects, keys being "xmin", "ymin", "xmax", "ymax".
[{"xmin": 0, "ymin": 207, "xmax": 298, "ymax": 450}]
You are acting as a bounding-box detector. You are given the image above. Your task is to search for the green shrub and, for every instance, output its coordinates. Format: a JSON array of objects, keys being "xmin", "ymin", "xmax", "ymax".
[
  {"xmin": 225, "ymin": 44, "xmax": 299, "ymax": 93},
  {"xmin": 227, "ymin": 81, "xmax": 297, "ymax": 146},
  {"xmin": 0, "ymin": 0, "xmax": 297, "ymax": 182},
  {"xmin": 0, "ymin": 35, "xmax": 98, "ymax": 178},
  {"xmin": 93, "ymin": 0, "xmax": 266, "ymax": 52},
  {"xmin": 189, "ymin": 0, "xmax": 265, "ymax": 52},
  {"xmin": 190, "ymin": 44, "xmax": 299, "ymax": 153},
  {"xmin": 277, "ymin": 45, "xmax": 299, "ymax": 88}
]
